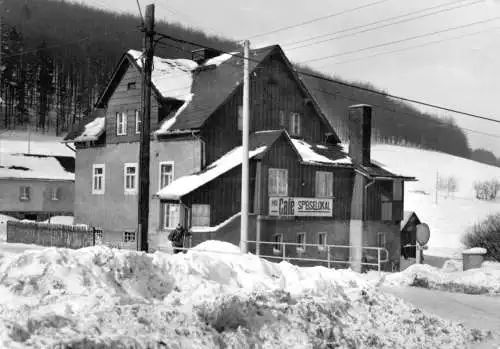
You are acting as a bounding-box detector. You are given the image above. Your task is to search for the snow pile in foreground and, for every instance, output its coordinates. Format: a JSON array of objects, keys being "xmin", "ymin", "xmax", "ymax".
[
  {"xmin": 0, "ymin": 241, "xmax": 491, "ymax": 348},
  {"xmin": 383, "ymin": 260, "xmax": 500, "ymax": 294}
]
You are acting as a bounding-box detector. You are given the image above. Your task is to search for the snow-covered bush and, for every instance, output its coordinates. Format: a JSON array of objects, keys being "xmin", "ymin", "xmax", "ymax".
[
  {"xmin": 462, "ymin": 213, "xmax": 500, "ymax": 261},
  {"xmin": 473, "ymin": 179, "xmax": 500, "ymax": 201}
]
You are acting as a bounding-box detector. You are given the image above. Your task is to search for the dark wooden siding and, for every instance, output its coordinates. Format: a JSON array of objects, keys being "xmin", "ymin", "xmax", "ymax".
[
  {"xmin": 183, "ymin": 162, "xmax": 257, "ymax": 226},
  {"xmin": 201, "ymin": 51, "xmax": 333, "ymax": 164},
  {"xmin": 365, "ymin": 179, "xmax": 404, "ymax": 222},
  {"xmin": 259, "ymin": 135, "xmax": 354, "ymax": 220},
  {"xmin": 105, "ymin": 62, "xmax": 162, "ymax": 144}
]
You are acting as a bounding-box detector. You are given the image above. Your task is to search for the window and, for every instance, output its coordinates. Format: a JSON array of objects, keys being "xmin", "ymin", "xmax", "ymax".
[
  {"xmin": 289, "ymin": 112, "xmax": 301, "ymax": 136},
  {"xmin": 123, "ymin": 231, "xmax": 136, "ymax": 243},
  {"xmin": 127, "ymin": 82, "xmax": 136, "ymax": 90},
  {"xmin": 51, "ymin": 187, "xmax": 61, "ymax": 201},
  {"xmin": 272, "ymin": 233, "xmax": 283, "ymax": 254},
  {"xmin": 19, "ymin": 186, "xmax": 30, "ymax": 201},
  {"xmin": 318, "ymin": 232, "xmax": 327, "ymax": 251},
  {"xmin": 116, "ymin": 112, "xmax": 127, "ymax": 135},
  {"xmin": 381, "ymin": 194, "xmax": 392, "ymax": 221},
  {"xmin": 268, "ymin": 168, "xmax": 288, "ymax": 196},
  {"xmin": 237, "ymin": 105, "xmax": 243, "ymax": 131},
  {"xmin": 377, "ymin": 232, "xmax": 386, "ymax": 248},
  {"xmin": 296, "ymin": 232, "xmax": 306, "ymax": 252},
  {"xmin": 92, "ymin": 164, "xmax": 105, "ymax": 194},
  {"xmin": 162, "ymin": 203, "xmax": 181, "ymax": 229},
  {"xmin": 159, "ymin": 162, "xmax": 174, "ymax": 189},
  {"xmin": 135, "ymin": 110, "xmax": 141, "ymax": 134},
  {"xmin": 279, "ymin": 110, "xmax": 287, "ymax": 128},
  {"xmin": 200, "ymin": 140, "xmax": 206, "ymax": 169},
  {"xmin": 191, "ymin": 204, "xmax": 210, "ymax": 227},
  {"xmin": 124, "ymin": 163, "xmax": 138, "ymax": 194},
  {"xmin": 315, "ymin": 171, "xmax": 333, "ymax": 197},
  {"xmin": 393, "ymin": 180, "xmax": 403, "ymax": 201}
]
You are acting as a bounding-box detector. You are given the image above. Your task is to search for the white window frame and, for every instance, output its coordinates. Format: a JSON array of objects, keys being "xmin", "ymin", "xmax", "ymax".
[
  {"xmin": 296, "ymin": 232, "xmax": 306, "ymax": 253},
  {"xmin": 315, "ymin": 171, "xmax": 333, "ymax": 198},
  {"xmin": 116, "ymin": 112, "xmax": 127, "ymax": 136},
  {"xmin": 51, "ymin": 187, "xmax": 60, "ymax": 201},
  {"xmin": 191, "ymin": 204, "xmax": 210, "ymax": 227},
  {"xmin": 19, "ymin": 186, "xmax": 30, "ymax": 201},
  {"xmin": 162, "ymin": 202, "xmax": 181, "ymax": 229},
  {"xmin": 272, "ymin": 233, "xmax": 283, "ymax": 255},
  {"xmin": 123, "ymin": 231, "xmax": 136, "ymax": 243},
  {"xmin": 92, "ymin": 164, "xmax": 105, "ymax": 195},
  {"xmin": 135, "ymin": 109, "xmax": 141, "ymax": 134},
  {"xmin": 317, "ymin": 232, "xmax": 327, "ymax": 251},
  {"xmin": 159, "ymin": 161, "xmax": 175, "ymax": 190},
  {"xmin": 268, "ymin": 168, "xmax": 288, "ymax": 196},
  {"xmin": 290, "ymin": 112, "xmax": 301, "ymax": 136},
  {"xmin": 124, "ymin": 163, "xmax": 138, "ymax": 195}
]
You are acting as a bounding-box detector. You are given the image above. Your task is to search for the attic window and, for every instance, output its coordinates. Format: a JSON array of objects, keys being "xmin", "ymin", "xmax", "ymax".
[{"xmin": 127, "ymin": 82, "xmax": 136, "ymax": 90}]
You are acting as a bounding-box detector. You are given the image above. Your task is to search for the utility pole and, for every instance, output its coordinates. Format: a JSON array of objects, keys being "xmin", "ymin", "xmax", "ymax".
[
  {"xmin": 137, "ymin": 3, "xmax": 155, "ymax": 252},
  {"xmin": 240, "ymin": 40, "xmax": 250, "ymax": 254}
]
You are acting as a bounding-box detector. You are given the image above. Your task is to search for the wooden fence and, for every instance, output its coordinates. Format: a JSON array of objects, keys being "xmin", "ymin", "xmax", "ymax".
[{"xmin": 6, "ymin": 220, "xmax": 96, "ymax": 249}]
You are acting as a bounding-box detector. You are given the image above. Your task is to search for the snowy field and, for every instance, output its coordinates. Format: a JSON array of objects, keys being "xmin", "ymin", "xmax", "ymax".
[
  {"xmin": 0, "ymin": 241, "xmax": 492, "ymax": 349},
  {"xmin": 372, "ymin": 144, "xmax": 500, "ymax": 259}
]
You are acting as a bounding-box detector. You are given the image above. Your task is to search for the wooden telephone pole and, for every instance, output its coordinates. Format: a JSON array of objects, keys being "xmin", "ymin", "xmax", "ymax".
[
  {"xmin": 137, "ymin": 4, "xmax": 155, "ymax": 252},
  {"xmin": 240, "ymin": 40, "xmax": 250, "ymax": 254}
]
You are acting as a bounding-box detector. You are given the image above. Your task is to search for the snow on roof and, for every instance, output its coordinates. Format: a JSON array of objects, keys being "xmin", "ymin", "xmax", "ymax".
[
  {"xmin": 0, "ymin": 153, "xmax": 74, "ymax": 181},
  {"xmin": 157, "ymin": 146, "xmax": 267, "ymax": 200},
  {"xmin": 0, "ymin": 139, "xmax": 74, "ymax": 157},
  {"xmin": 202, "ymin": 52, "xmax": 237, "ymax": 67},
  {"xmin": 128, "ymin": 49, "xmax": 198, "ymax": 101},
  {"xmin": 155, "ymin": 94, "xmax": 193, "ymax": 134},
  {"xmin": 401, "ymin": 211, "xmax": 415, "ymax": 230},
  {"xmin": 290, "ymin": 139, "xmax": 351, "ymax": 165},
  {"xmin": 73, "ymin": 117, "xmax": 105, "ymax": 142}
]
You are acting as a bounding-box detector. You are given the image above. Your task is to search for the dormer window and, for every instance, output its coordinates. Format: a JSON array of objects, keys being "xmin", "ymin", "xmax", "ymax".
[{"xmin": 127, "ymin": 82, "xmax": 136, "ymax": 90}]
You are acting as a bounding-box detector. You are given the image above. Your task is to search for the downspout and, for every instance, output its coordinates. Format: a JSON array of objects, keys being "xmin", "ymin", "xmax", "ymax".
[{"xmin": 364, "ymin": 178, "xmax": 376, "ymax": 221}]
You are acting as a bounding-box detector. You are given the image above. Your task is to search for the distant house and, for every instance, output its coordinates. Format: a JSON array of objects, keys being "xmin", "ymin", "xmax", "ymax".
[
  {"xmin": 64, "ymin": 44, "xmax": 415, "ymax": 271},
  {"xmin": 400, "ymin": 211, "xmax": 421, "ymax": 259},
  {"xmin": 0, "ymin": 152, "xmax": 75, "ymax": 220}
]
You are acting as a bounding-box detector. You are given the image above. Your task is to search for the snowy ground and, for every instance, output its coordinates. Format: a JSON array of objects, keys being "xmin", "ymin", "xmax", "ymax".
[
  {"xmin": 0, "ymin": 241, "xmax": 492, "ymax": 348},
  {"xmin": 372, "ymin": 144, "xmax": 500, "ymax": 259}
]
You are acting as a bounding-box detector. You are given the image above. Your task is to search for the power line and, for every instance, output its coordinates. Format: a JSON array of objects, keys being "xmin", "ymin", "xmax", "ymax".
[
  {"xmin": 323, "ymin": 25, "xmax": 500, "ymax": 66},
  {"xmin": 298, "ymin": 16, "xmax": 500, "ymax": 64},
  {"xmin": 155, "ymin": 32, "xmax": 500, "ymax": 125},
  {"xmin": 240, "ymin": 0, "xmax": 392, "ymax": 41},
  {"xmin": 284, "ymin": 0, "xmax": 484, "ymax": 52}
]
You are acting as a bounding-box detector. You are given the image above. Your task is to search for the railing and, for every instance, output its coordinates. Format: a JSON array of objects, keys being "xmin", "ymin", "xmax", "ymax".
[
  {"xmin": 170, "ymin": 239, "xmax": 390, "ymax": 272},
  {"xmin": 246, "ymin": 240, "xmax": 389, "ymax": 272}
]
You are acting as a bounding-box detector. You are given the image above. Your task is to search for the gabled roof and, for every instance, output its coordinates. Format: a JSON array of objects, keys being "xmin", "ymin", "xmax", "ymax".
[
  {"xmin": 401, "ymin": 211, "xmax": 420, "ymax": 230},
  {"xmin": 355, "ymin": 162, "xmax": 416, "ymax": 181},
  {"xmin": 0, "ymin": 153, "xmax": 75, "ymax": 181},
  {"xmin": 66, "ymin": 44, "xmax": 339, "ymax": 143}
]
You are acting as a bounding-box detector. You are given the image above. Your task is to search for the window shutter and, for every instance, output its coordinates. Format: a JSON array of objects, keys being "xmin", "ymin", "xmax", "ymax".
[
  {"xmin": 26, "ymin": 187, "xmax": 30, "ymax": 200},
  {"xmin": 268, "ymin": 169, "xmax": 277, "ymax": 195},
  {"xmin": 19, "ymin": 187, "xmax": 23, "ymax": 200}
]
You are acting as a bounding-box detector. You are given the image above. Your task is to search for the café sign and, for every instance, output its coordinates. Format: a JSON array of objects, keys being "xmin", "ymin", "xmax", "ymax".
[{"xmin": 269, "ymin": 197, "xmax": 333, "ymax": 217}]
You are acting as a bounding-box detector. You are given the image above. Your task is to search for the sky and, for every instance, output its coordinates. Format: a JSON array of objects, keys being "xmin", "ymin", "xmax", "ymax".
[{"xmin": 78, "ymin": 0, "xmax": 500, "ymax": 155}]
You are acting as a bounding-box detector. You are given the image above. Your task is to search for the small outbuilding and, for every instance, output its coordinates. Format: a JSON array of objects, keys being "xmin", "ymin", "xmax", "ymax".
[{"xmin": 400, "ymin": 211, "xmax": 421, "ymax": 259}]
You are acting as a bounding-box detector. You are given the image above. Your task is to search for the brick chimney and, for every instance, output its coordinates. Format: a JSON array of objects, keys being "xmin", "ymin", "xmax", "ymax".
[
  {"xmin": 348, "ymin": 104, "xmax": 372, "ymax": 166},
  {"xmin": 191, "ymin": 48, "xmax": 222, "ymax": 65}
]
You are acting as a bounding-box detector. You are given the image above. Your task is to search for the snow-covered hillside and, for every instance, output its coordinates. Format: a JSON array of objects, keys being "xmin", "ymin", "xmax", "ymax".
[{"xmin": 372, "ymin": 144, "xmax": 500, "ymax": 258}]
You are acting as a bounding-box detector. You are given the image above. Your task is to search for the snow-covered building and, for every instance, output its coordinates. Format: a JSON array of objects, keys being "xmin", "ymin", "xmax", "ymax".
[
  {"xmin": 0, "ymin": 152, "xmax": 75, "ymax": 220},
  {"xmin": 64, "ymin": 45, "xmax": 414, "ymax": 270}
]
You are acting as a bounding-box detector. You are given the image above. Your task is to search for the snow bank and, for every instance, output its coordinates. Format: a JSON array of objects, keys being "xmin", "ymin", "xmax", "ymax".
[
  {"xmin": 0, "ymin": 241, "xmax": 490, "ymax": 348},
  {"xmin": 41, "ymin": 216, "xmax": 74, "ymax": 225},
  {"xmin": 383, "ymin": 261, "xmax": 500, "ymax": 294}
]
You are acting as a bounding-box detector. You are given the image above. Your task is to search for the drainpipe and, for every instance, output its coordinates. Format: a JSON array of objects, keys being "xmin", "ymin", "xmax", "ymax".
[{"xmin": 364, "ymin": 178, "xmax": 376, "ymax": 221}]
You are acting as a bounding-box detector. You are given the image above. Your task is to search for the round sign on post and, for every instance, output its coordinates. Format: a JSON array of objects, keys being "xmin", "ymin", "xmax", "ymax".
[{"xmin": 416, "ymin": 223, "xmax": 430, "ymax": 246}]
